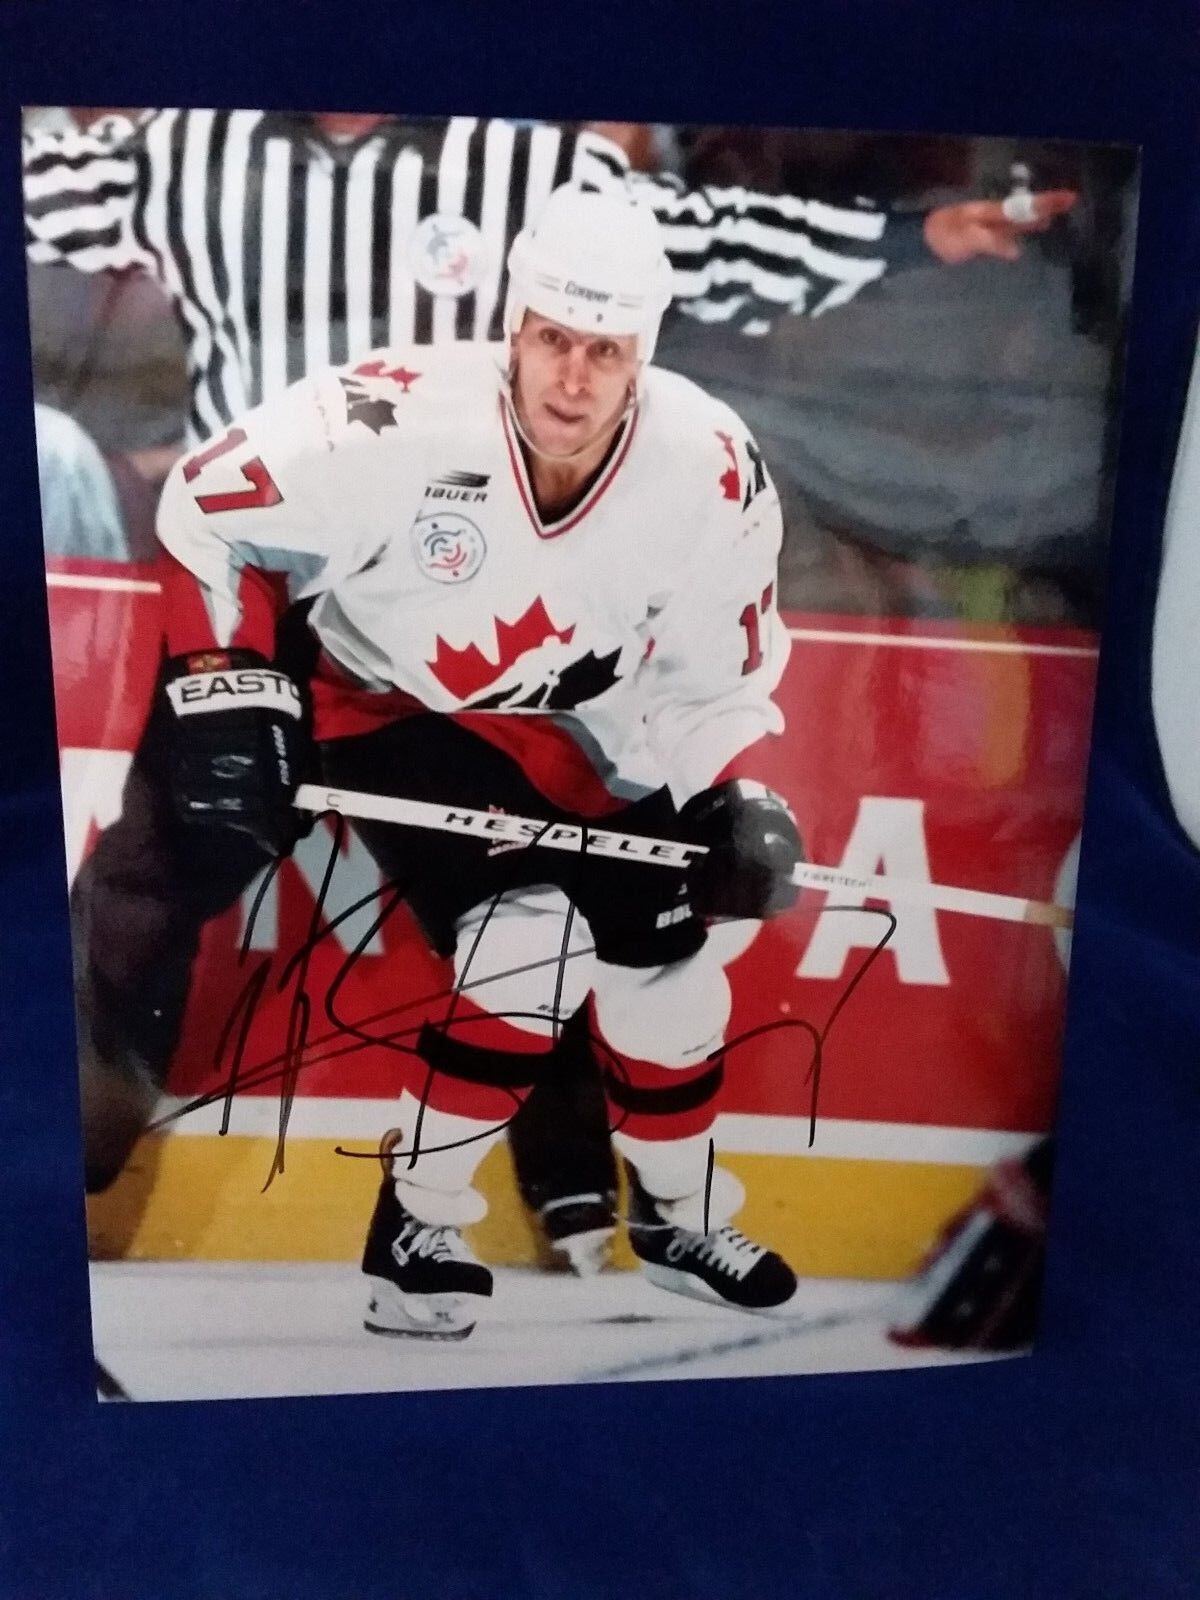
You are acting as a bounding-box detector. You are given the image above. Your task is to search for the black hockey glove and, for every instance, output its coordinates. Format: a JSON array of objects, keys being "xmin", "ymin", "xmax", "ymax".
[
  {"xmin": 678, "ymin": 779, "xmax": 803, "ymax": 920},
  {"xmin": 162, "ymin": 647, "xmax": 309, "ymax": 857}
]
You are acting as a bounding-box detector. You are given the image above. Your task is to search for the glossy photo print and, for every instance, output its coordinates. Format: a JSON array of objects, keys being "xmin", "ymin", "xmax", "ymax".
[{"xmin": 24, "ymin": 107, "xmax": 1136, "ymax": 1400}]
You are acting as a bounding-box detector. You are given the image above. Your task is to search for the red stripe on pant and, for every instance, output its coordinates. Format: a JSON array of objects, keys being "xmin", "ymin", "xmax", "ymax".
[
  {"xmin": 413, "ymin": 993, "xmax": 554, "ymax": 1122},
  {"xmin": 599, "ymin": 1051, "xmax": 722, "ymax": 1141}
]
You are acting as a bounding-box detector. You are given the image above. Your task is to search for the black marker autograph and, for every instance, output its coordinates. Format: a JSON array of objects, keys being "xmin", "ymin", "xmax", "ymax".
[{"xmin": 157, "ymin": 813, "xmax": 896, "ymax": 1203}]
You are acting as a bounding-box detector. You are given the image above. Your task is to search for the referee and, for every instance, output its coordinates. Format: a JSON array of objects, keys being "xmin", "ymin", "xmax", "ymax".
[
  {"xmin": 23, "ymin": 109, "xmax": 925, "ymax": 442},
  {"xmin": 24, "ymin": 108, "xmax": 1072, "ymax": 1268}
]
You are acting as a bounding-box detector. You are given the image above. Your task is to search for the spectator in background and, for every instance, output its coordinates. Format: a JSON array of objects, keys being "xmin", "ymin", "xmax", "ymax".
[
  {"xmin": 26, "ymin": 111, "xmax": 188, "ymax": 552},
  {"xmin": 35, "ymin": 403, "xmax": 129, "ymax": 561}
]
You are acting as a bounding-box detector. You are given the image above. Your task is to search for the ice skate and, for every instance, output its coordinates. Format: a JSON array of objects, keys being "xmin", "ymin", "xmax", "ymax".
[
  {"xmin": 538, "ymin": 1193, "xmax": 616, "ymax": 1277},
  {"xmin": 626, "ymin": 1167, "xmax": 797, "ymax": 1314},
  {"xmin": 361, "ymin": 1157, "xmax": 492, "ymax": 1341}
]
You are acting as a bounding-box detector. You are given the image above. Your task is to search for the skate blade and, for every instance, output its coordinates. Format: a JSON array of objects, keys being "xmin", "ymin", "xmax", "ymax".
[
  {"xmin": 640, "ymin": 1262, "xmax": 798, "ymax": 1318},
  {"xmin": 552, "ymin": 1228, "xmax": 615, "ymax": 1278},
  {"xmin": 363, "ymin": 1280, "xmax": 481, "ymax": 1341}
]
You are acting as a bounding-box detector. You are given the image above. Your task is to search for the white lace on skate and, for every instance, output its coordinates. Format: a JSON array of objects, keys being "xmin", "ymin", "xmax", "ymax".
[
  {"xmin": 393, "ymin": 1220, "xmax": 475, "ymax": 1266},
  {"xmin": 667, "ymin": 1225, "xmax": 765, "ymax": 1281}
]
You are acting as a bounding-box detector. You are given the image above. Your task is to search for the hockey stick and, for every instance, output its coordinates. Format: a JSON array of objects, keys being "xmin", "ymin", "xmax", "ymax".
[
  {"xmin": 95, "ymin": 1358, "xmax": 131, "ymax": 1401},
  {"xmin": 294, "ymin": 783, "xmax": 1073, "ymax": 930}
]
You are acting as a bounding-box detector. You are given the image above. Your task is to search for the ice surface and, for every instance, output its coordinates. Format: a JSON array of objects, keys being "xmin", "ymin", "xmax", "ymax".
[{"xmin": 91, "ymin": 1262, "xmax": 1003, "ymax": 1402}]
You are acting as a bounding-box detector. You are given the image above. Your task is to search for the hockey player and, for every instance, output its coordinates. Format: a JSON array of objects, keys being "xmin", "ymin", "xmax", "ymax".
[{"xmin": 154, "ymin": 185, "xmax": 804, "ymax": 1337}]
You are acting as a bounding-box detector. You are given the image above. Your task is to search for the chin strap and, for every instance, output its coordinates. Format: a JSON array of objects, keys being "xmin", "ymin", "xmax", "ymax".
[{"xmin": 500, "ymin": 363, "xmax": 638, "ymax": 464}]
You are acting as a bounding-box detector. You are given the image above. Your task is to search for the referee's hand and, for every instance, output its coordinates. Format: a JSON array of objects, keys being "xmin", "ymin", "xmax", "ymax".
[{"xmin": 923, "ymin": 190, "xmax": 1077, "ymax": 265}]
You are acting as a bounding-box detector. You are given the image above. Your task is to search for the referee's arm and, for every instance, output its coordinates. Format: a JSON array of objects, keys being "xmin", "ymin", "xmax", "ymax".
[
  {"xmin": 579, "ymin": 125, "xmax": 911, "ymax": 330},
  {"xmin": 22, "ymin": 116, "xmax": 148, "ymax": 273}
]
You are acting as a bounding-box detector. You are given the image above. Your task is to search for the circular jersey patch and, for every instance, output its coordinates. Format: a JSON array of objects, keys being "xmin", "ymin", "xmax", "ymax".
[
  {"xmin": 412, "ymin": 512, "xmax": 487, "ymax": 584},
  {"xmin": 408, "ymin": 213, "xmax": 487, "ymax": 298}
]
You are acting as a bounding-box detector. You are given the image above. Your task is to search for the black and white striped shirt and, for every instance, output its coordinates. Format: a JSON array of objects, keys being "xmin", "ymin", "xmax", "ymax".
[{"xmin": 24, "ymin": 109, "xmax": 901, "ymax": 443}]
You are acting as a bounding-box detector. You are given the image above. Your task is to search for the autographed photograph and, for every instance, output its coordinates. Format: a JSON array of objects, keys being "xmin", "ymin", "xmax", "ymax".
[{"xmin": 23, "ymin": 107, "xmax": 1136, "ymax": 1400}]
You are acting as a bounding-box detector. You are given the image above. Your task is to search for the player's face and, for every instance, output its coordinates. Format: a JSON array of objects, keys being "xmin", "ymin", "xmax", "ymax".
[{"xmin": 511, "ymin": 313, "xmax": 639, "ymax": 458}]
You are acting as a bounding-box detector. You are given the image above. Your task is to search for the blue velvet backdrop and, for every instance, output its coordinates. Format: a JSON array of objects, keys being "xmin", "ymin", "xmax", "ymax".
[{"xmin": 1, "ymin": 4, "xmax": 1197, "ymax": 1595}]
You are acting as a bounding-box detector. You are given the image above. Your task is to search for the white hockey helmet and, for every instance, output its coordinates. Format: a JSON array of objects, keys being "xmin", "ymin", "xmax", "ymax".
[{"xmin": 504, "ymin": 185, "xmax": 674, "ymax": 362}]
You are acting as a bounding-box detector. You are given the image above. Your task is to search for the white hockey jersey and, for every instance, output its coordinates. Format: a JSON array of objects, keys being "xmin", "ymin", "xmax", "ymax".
[{"xmin": 157, "ymin": 344, "xmax": 788, "ymax": 809}]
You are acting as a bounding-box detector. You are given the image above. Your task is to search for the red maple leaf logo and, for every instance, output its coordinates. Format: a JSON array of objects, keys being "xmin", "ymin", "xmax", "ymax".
[
  {"xmin": 426, "ymin": 596, "xmax": 576, "ymax": 700},
  {"xmin": 715, "ymin": 430, "xmax": 741, "ymax": 501},
  {"xmin": 354, "ymin": 359, "xmax": 422, "ymax": 393}
]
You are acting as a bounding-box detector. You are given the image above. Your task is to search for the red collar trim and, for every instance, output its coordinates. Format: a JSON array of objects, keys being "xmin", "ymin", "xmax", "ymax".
[{"xmin": 500, "ymin": 395, "xmax": 638, "ymax": 540}]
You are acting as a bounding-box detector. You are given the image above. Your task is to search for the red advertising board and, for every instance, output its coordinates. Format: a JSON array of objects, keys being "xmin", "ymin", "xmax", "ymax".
[{"xmin": 49, "ymin": 560, "xmax": 1093, "ymax": 1143}]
